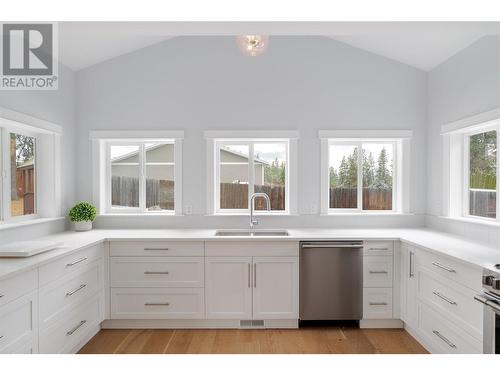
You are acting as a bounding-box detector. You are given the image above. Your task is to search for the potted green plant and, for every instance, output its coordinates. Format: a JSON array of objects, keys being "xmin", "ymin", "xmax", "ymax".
[{"xmin": 68, "ymin": 202, "xmax": 97, "ymax": 231}]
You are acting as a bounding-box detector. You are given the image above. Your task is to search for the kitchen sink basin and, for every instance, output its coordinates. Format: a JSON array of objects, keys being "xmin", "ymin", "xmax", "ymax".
[{"xmin": 214, "ymin": 229, "xmax": 289, "ymax": 237}]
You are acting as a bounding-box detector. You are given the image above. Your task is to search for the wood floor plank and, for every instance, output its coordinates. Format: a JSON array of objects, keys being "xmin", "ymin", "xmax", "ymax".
[{"xmin": 78, "ymin": 328, "xmax": 428, "ymax": 354}]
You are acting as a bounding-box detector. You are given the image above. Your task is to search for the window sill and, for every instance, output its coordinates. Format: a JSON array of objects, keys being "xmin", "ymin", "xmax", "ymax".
[
  {"xmin": 206, "ymin": 213, "xmax": 299, "ymax": 217},
  {"xmin": 98, "ymin": 212, "xmax": 178, "ymax": 217},
  {"xmin": 0, "ymin": 217, "xmax": 66, "ymax": 231},
  {"xmin": 438, "ymin": 215, "xmax": 500, "ymax": 228},
  {"xmin": 321, "ymin": 212, "xmax": 414, "ymax": 217}
]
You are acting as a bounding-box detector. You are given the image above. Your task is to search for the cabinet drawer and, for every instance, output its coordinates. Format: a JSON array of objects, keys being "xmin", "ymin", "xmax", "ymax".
[
  {"xmin": 0, "ymin": 269, "xmax": 37, "ymax": 307},
  {"xmin": 39, "ymin": 261, "xmax": 102, "ymax": 328},
  {"xmin": 0, "ymin": 292, "xmax": 36, "ymax": 353},
  {"xmin": 110, "ymin": 241, "xmax": 203, "ymax": 257},
  {"xmin": 110, "ymin": 257, "xmax": 204, "ymax": 288},
  {"xmin": 205, "ymin": 241, "xmax": 298, "ymax": 257},
  {"xmin": 364, "ymin": 241, "xmax": 394, "ymax": 256},
  {"xmin": 39, "ymin": 295, "xmax": 102, "ymax": 354},
  {"xmin": 363, "ymin": 256, "xmax": 393, "ymax": 288},
  {"xmin": 363, "ymin": 288, "xmax": 393, "ymax": 319},
  {"xmin": 418, "ymin": 303, "xmax": 481, "ymax": 354},
  {"xmin": 111, "ymin": 287, "xmax": 204, "ymax": 319},
  {"xmin": 39, "ymin": 245, "xmax": 103, "ymax": 286},
  {"xmin": 417, "ymin": 249, "xmax": 481, "ymax": 291},
  {"xmin": 418, "ymin": 269, "xmax": 482, "ymax": 340}
]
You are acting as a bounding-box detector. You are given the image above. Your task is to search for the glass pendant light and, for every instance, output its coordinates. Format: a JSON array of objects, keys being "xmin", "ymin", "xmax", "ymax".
[{"xmin": 237, "ymin": 35, "xmax": 269, "ymax": 57}]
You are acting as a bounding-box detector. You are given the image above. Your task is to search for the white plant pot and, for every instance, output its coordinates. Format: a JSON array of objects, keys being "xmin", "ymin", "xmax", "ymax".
[{"xmin": 74, "ymin": 221, "xmax": 93, "ymax": 232}]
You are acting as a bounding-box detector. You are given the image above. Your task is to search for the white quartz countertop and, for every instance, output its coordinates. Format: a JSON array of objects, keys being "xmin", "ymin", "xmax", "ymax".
[{"xmin": 0, "ymin": 228, "xmax": 498, "ymax": 280}]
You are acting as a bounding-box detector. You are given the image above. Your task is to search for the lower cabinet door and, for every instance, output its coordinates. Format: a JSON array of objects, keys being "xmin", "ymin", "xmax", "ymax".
[
  {"xmin": 111, "ymin": 288, "xmax": 204, "ymax": 319},
  {"xmin": 252, "ymin": 257, "xmax": 298, "ymax": 320},
  {"xmin": 205, "ymin": 257, "xmax": 252, "ymax": 319},
  {"xmin": 0, "ymin": 292, "xmax": 37, "ymax": 354}
]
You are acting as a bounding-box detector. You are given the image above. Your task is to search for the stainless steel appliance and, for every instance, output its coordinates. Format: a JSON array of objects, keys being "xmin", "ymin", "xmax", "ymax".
[
  {"xmin": 300, "ymin": 241, "xmax": 363, "ymax": 322},
  {"xmin": 474, "ymin": 265, "xmax": 500, "ymax": 354}
]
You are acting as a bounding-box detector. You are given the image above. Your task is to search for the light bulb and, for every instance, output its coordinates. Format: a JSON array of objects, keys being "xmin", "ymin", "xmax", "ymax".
[{"xmin": 237, "ymin": 35, "xmax": 269, "ymax": 57}]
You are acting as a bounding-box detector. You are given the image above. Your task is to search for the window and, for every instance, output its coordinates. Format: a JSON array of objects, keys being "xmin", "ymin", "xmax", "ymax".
[
  {"xmin": 215, "ymin": 140, "xmax": 289, "ymax": 213},
  {"xmin": 107, "ymin": 141, "xmax": 176, "ymax": 213},
  {"xmin": 328, "ymin": 141, "xmax": 395, "ymax": 212},
  {"xmin": 442, "ymin": 110, "xmax": 500, "ymax": 223},
  {"xmin": 320, "ymin": 130, "xmax": 411, "ymax": 215},
  {"xmin": 1, "ymin": 110, "xmax": 62, "ymax": 225},
  {"xmin": 465, "ymin": 127, "xmax": 498, "ymax": 220}
]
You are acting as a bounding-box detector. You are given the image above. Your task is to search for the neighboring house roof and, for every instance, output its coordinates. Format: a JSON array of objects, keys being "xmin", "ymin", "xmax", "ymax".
[{"xmin": 111, "ymin": 144, "xmax": 270, "ymax": 165}]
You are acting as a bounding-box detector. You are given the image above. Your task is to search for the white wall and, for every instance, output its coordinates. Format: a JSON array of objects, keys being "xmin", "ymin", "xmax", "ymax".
[
  {"xmin": 426, "ymin": 36, "xmax": 500, "ymax": 246},
  {"xmin": 0, "ymin": 63, "xmax": 77, "ymax": 242},
  {"xmin": 76, "ymin": 36, "xmax": 427, "ymax": 228}
]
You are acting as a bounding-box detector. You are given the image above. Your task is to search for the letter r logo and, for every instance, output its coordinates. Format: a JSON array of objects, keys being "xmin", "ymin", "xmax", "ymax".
[{"xmin": 2, "ymin": 24, "xmax": 53, "ymax": 75}]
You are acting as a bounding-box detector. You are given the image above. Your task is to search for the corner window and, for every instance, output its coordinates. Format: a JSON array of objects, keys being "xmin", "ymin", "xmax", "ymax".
[
  {"xmin": 327, "ymin": 141, "xmax": 395, "ymax": 212},
  {"xmin": 215, "ymin": 140, "xmax": 289, "ymax": 213},
  {"xmin": 107, "ymin": 141, "xmax": 176, "ymax": 213},
  {"xmin": 466, "ymin": 128, "xmax": 497, "ymax": 219}
]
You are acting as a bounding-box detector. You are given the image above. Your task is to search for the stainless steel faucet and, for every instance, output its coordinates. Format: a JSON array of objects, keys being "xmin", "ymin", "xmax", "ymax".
[{"xmin": 250, "ymin": 192, "xmax": 271, "ymax": 230}]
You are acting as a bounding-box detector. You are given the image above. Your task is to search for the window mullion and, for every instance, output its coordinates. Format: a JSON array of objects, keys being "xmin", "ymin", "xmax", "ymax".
[
  {"xmin": 497, "ymin": 124, "xmax": 500, "ymax": 222},
  {"xmin": 357, "ymin": 142, "xmax": 363, "ymax": 211}
]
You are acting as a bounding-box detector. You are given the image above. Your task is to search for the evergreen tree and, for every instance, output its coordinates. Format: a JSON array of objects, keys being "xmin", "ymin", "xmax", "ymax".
[
  {"xmin": 363, "ymin": 150, "xmax": 375, "ymax": 188},
  {"xmin": 329, "ymin": 166, "xmax": 339, "ymax": 188},
  {"xmin": 372, "ymin": 147, "xmax": 392, "ymax": 189}
]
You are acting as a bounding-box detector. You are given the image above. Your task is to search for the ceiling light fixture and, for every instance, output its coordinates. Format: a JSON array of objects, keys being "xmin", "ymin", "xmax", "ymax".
[{"xmin": 237, "ymin": 35, "xmax": 269, "ymax": 57}]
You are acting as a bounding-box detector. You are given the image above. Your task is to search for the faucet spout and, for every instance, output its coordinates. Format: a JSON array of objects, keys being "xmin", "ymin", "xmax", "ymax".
[{"xmin": 250, "ymin": 193, "xmax": 271, "ymax": 231}]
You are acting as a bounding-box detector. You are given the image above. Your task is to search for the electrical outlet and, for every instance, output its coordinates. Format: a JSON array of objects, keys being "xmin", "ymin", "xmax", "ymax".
[
  {"xmin": 185, "ymin": 205, "xmax": 193, "ymax": 215},
  {"xmin": 310, "ymin": 204, "xmax": 317, "ymax": 214}
]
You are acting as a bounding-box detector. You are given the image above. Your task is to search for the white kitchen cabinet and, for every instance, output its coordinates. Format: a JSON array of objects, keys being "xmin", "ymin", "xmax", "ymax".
[
  {"xmin": 252, "ymin": 257, "xmax": 298, "ymax": 320},
  {"xmin": 400, "ymin": 243, "xmax": 418, "ymax": 328},
  {"xmin": 205, "ymin": 257, "xmax": 253, "ymax": 319}
]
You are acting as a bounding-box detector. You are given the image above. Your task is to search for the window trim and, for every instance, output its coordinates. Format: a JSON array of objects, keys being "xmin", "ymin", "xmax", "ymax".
[
  {"xmin": 205, "ymin": 130, "xmax": 298, "ymax": 216},
  {"xmin": 0, "ymin": 107, "xmax": 62, "ymax": 226},
  {"xmin": 91, "ymin": 130, "xmax": 184, "ymax": 216},
  {"xmin": 462, "ymin": 124, "xmax": 499, "ymax": 222},
  {"xmin": 214, "ymin": 139, "xmax": 290, "ymax": 215},
  {"xmin": 319, "ymin": 130, "xmax": 412, "ymax": 215},
  {"xmin": 324, "ymin": 139, "xmax": 398, "ymax": 214}
]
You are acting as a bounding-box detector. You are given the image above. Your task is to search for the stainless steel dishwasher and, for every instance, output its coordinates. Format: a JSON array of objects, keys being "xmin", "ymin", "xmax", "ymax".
[{"xmin": 300, "ymin": 241, "xmax": 363, "ymax": 322}]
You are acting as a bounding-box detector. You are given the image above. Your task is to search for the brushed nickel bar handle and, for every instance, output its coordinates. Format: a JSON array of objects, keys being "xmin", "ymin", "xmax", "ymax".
[
  {"xmin": 368, "ymin": 247, "xmax": 389, "ymax": 251},
  {"xmin": 369, "ymin": 302, "xmax": 388, "ymax": 306},
  {"xmin": 369, "ymin": 271, "xmax": 388, "ymax": 274},
  {"xmin": 301, "ymin": 244, "xmax": 363, "ymax": 249},
  {"xmin": 432, "ymin": 262, "xmax": 456, "ymax": 273},
  {"xmin": 144, "ymin": 271, "xmax": 169, "ymax": 275},
  {"xmin": 254, "ymin": 263, "xmax": 257, "ymax": 288},
  {"xmin": 66, "ymin": 284, "xmax": 87, "ymax": 296},
  {"xmin": 66, "ymin": 257, "xmax": 87, "ymax": 267},
  {"xmin": 248, "ymin": 263, "xmax": 251, "ymax": 288},
  {"xmin": 144, "ymin": 248, "xmax": 169, "ymax": 251},
  {"xmin": 409, "ymin": 251, "xmax": 415, "ymax": 278},
  {"xmin": 433, "ymin": 330, "xmax": 456, "ymax": 348},
  {"xmin": 66, "ymin": 320, "xmax": 86, "ymax": 336},
  {"xmin": 144, "ymin": 302, "xmax": 170, "ymax": 306},
  {"xmin": 433, "ymin": 291, "xmax": 457, "ymax": 305}
]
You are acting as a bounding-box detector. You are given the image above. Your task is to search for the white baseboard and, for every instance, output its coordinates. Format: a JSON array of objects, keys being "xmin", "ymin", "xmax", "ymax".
[
  {"xmin": 101, "ymin": 319, "xmax": 298, "ymax": 329},
  {"xmin": 360, "ymin": 319, "xmax": 404, "ymax": 329}
]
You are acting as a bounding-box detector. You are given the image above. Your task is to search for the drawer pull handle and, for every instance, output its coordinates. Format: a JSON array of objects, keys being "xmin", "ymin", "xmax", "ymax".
[
  {"xmin": 66, "ymin": 320, "xmax": 87, "ymax": 336},
  {"xmin": 66, "ymin": 284, "xmax": 87, "ymax": 296},
  {"xmin": 66, "ymin": 257, "xmax": 88, "ymax": 267},
  {"xmin": 144, "ymin": 248, "xmax": 169, "ymax": 251},
  {"xmin": 369, "ymin": 302, "xmax": 388, "ymax": 306},
  {"xmin": 369, "ymin": 271, "xmax": 388, "ymax": 274},
  {"xmin": 432, "ymin": 262, "xmax": 456, "ymax": 273},
  {"xmin": 144, "ymin": 271, "xmax": 169, "ymax": 275},
  {"xmin": 432, "ymin": 330, "xmax": 456, "ymax": 348},
  {"xmin": 144, "ymin": 302, "xmax": 170, "ymax": 306},
  {"xmin": 433, "ymin": 291, "xmax": 457, "ymax": 305},
  {"xmin": 369, "ymin": 247, "xmax": 389, "ymax": 251}
]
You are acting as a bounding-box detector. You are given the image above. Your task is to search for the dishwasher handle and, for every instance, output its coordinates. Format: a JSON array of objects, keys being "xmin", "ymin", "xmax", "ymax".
[{"xmin": 301, "ymin": 243, "xmax": 363, "ymax": 249}]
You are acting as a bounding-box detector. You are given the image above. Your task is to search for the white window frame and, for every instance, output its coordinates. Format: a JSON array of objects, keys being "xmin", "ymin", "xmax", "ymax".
[
  {"xmin": 90, "ymin": 130, "xmax": 183, "ymax": 216},
  {"xmin": 442, "ymin": 109, "xmax": 500, "ymax": 224},
  {"xmin": 0, "ymin": 108, "xmax": 62, "ymax": 226},
  {"xmin": 205, "ymin": 130, "xmax": 299, "ymax": 216},
  {"xmin": 319, "ymin": 130, "xmax": 412, "ymax": 215}
]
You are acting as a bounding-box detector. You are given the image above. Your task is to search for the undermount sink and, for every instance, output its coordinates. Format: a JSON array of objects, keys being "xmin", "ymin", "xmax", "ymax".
[{"xmin": 214, "ymin": 229, "xmax": 289, "ymax": 237}]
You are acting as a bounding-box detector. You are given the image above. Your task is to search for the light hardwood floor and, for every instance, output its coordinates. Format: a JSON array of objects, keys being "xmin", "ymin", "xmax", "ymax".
[{"xmin": 78, "ymin": 328, "xmax": 428, "ymax": 354}]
